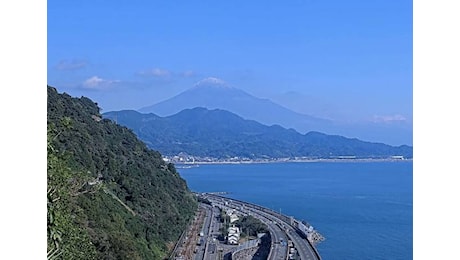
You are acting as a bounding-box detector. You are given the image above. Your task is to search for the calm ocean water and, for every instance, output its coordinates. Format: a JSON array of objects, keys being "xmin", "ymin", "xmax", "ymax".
[{"xmin": 178, "ymin": 161, "xmax": 413, "ymax": 260}]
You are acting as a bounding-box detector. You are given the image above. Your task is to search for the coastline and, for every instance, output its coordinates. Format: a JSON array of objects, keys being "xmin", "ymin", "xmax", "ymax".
[{"xmin": 173, "ymin": 158, "xmax": 413, "ymax": 166}]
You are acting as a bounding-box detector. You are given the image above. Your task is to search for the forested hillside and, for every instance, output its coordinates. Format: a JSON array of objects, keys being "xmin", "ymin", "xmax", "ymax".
[
  {"xmin": 104, "ymin": 108, "xmax": 413, "ymax": 159},
  {"xmin": 47, "ymin": 86, "xmax": 197, "ymax": 259}
]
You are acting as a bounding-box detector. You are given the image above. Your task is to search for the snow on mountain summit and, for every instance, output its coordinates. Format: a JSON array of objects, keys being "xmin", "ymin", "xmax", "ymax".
[{"xmin": 193, "ymin": 77, "xmax": 232, "ymax": 89}]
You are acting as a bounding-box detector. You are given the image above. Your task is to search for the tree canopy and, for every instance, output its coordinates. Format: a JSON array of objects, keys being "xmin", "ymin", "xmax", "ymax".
[{"xmin": 47, "ymin": 86, "xmax": 197, "ymax": 259}]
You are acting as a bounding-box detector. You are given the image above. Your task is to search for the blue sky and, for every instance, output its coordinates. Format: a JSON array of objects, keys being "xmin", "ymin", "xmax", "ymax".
[
  {"xmin": 4, "ymin": 1, "xmax": 460, "ymax": 258},
  {"xmin": 48, "ymin": 0, "xmax": 412, "ymax": 128}
]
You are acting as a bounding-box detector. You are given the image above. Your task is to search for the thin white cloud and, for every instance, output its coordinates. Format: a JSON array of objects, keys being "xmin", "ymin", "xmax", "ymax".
[
  {"xmin": 56, "ymin": 59, "xmax": 87, "ymax": 70},
  {"xmin": 181, "ymin": 70, "xmax": 197, "ymax": 77},
  {"xmin": 82, "ymin": 76, "xmax": 119, "ymax": 90},
  {"xmin": 372, "ymin": 114, "xmax": 407, "ymax": 123},
  {"xmin": 138, "ymin": 68, "xmax": 171, "ymax": 78}
]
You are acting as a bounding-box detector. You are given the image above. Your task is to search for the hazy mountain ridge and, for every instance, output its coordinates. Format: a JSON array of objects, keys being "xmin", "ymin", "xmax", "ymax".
[
  {"xmin": 139, "ymin": 81, "xmax": 332, "ymax": 128},
  {"xmin": 138, "ymin": 81, "xmax": 412, "ymax": 146},
  {"xmin": 104, "ymin": 107, "xmax": 413, "ymax": 159}
]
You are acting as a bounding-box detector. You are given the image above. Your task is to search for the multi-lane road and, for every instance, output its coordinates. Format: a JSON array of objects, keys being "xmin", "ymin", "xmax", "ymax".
[{"xmin": 197, "ymin": 193, "xmax": 322, "ymax": 260}]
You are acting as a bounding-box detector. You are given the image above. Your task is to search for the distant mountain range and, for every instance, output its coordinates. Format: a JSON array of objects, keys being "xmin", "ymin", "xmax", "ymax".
[
  {"xmin": 138, "ymin": 78, "xmax": 412, "ymax": 146},
  {"xmin": 103, "ymin": 107, "xmax": 413, "ymax": 159},
  {"xmin": 139, "ymin": 78, "xmax": 332, "ymax": 133}
]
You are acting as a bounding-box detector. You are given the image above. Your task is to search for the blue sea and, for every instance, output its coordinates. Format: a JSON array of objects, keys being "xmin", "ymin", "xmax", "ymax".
[{"xmin": 178, "ymin": 161, "xmax": 413, "ymax": 260}]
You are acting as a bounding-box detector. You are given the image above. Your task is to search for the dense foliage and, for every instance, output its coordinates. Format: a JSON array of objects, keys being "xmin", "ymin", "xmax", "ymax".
[
  {"xmin": 47, "ymin": 86, "xmax": 197, "ymax": 259},
  {"xmin": 234, "ymin": 215, "xmax": 269, "ymax": 238},
  {"xmin": 218, "ymin": 210, "xmax": 267, "ymax": 239},
  {"xmin": 103, "ymin": 108, "xmax": 413, "ymax": 159}
]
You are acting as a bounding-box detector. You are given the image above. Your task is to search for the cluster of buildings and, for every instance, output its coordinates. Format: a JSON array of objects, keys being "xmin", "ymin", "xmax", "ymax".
[{"xmin": 225, "ymin": 208, "xmax": 241, "ymax": 245}]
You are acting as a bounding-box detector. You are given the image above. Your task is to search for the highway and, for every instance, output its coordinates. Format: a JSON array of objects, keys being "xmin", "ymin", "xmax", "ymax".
[
  {"xmin": 199, "ymin": 193, "xmax": 322, "ymax": 260},
  {"xmin": 201, "ymin": 203, "xmax": 220, "ymax": 260},
  {"xmin": 261, "ymin": 214, "xmax": 289, "ymax": 260},
  {"xmin": 251, "ymin": 209, "xmax": 318, "ymax": 260},
  {"xmin": 170, "ymin": 193, "xmax": 323, "ymax": 260}
]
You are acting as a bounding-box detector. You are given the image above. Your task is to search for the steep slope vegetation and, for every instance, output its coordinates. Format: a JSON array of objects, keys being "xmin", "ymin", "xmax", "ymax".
[{"xmin": 47, "ymin": 86, "xmax": 197, "ymax": 259}]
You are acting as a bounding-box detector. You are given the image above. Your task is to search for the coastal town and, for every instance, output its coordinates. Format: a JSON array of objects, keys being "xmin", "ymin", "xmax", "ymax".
[{"xmin": 163, "ymin": 152, "xmax": 409, "ymax": 166}]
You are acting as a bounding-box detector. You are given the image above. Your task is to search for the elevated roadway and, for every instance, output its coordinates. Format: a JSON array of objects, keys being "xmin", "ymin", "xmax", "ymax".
[{"xmin": 198, "ymin": 193, "xmax": 323, "ymax": 260}]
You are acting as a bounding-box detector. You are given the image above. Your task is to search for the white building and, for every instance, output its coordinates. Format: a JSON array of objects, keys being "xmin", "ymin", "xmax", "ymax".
[
  {"xmin": 227, "ymin": 225, "xmax": 240, "ymax": 245},
  {"xmin": 225, "ymin": 208, "xmax": 240, "ymax": 223},
  {"xmin": 229, "ymin": 213, "xmax": 239, "ymax": 223}
]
